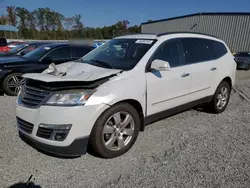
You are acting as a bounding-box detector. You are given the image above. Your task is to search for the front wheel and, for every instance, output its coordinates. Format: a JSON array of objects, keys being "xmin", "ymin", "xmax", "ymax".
[
  {"xmin": 207, "ymin": 81, "xmax": 231, "ymax": 114},
  {"xmin": 2, "ymin": 73, "xmax": 25, "ymax": 96},
  {"xmin": 89, "ymin": 103, "xmax": 140, "ymax": 158}
]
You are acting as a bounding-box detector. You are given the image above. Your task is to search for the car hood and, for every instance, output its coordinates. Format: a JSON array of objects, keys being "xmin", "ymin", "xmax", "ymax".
[
  {"xmin": 0, "ymin": 56, "xmax": 26, "ymax": 64},
  {"xmin": 23, "ymin": 61, "xmax": 123, "ymax": 82}
]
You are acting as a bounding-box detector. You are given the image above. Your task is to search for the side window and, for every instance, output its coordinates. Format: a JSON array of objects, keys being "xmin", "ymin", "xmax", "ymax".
[
  {"xmin": 180, "ymin": 38, "xmax": 213, "ymax": 64},
  {"xmin": 211, "ymin": 40, "xmax": 228, "ymax": 59},
  {"xmin": 46, "ymin": 47, "xmax": 72, "ymax": 60},
  {"xmin": 152, "ymin": 39, "xmax": 183, "ymax": 68},
  {"xmin": 72, "ymin": 47, "xmax": 92, "ymax": 58}
]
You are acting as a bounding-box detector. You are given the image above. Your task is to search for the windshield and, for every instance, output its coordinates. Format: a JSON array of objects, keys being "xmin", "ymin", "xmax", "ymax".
[
  {"xmin": 8, "ymin": 44, "xmax": 28, "ymax": 54},
  {"xmin": 23, "ymin": 45, "xmax": 51, "ymax": 60},
  {"xmin": 82, "ymin": 38, "xmax": 156, "ymax": 70}
]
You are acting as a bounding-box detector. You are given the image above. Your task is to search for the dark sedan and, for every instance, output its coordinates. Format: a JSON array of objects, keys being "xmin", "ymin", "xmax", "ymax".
[
  {"xmin": 234, "ymin": 52, "xmax": 250, "ymax": 70},
  {"xmin": 0, "ymin": 43, "xmax": 95, "ymax": 96}
]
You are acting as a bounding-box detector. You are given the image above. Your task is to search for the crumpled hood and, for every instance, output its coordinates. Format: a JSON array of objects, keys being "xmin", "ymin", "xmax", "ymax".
[{"xmin": 23, "ymin": 61, "xmax": 122, "ymax": 82}]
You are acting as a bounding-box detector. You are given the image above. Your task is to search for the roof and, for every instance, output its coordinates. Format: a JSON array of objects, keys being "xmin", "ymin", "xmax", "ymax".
[
  {"xmin": 115, "ymin": 34, "xmax": 157, "ymax": 39},
  {"xmin": 142, "ymin": 12, "xmax": 250, "ymax": 25},
  {"xmin": 115, "ymin": 31, "xmax": 220, "ymax": 40},
  {"xmin": 37, "ymin": 42, "xmax": 94, "ymax": 49},
  {"xmin": 0, "ymin": 25, "xmax": 18, "ymax": 32}
]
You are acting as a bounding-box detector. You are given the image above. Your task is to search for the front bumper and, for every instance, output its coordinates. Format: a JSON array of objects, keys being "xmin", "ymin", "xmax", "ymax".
[
  {"xmin": 16, "ymin": 103, "xmax": 110, "ymax": 157},
  {"xmin": 19, "ymin": 131, "xmax": 89, "ymax": 157},
  {"xmin": 237, "ymin": 62, "xmax": 250, "ymax": 70}
]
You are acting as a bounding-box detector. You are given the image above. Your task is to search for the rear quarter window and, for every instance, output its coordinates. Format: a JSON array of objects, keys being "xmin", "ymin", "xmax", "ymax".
[
  {"xmin": 180, "ymin": 38, "xmax": 214, "ymax": 64},
  {"xmin": 210, "ymin": 40, "xmax": 228, "ymax": 59}
]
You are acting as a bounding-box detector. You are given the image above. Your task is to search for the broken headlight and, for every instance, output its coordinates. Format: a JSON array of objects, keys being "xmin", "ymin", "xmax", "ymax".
[{"xmin": 45, "ymin": 90, "xmax": 96, "ymax": 105}]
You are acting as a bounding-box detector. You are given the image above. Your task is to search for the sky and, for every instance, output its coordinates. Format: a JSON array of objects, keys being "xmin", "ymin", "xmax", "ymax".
[{"xmin": 0, "ymin": 0, "xmax": 250, "ymax": 28}]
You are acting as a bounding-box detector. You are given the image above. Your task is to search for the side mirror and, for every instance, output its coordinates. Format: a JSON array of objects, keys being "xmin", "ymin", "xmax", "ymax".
[
  {"xmin": 150, "ymin": 59, "xmax": 171, "ymax": 71},
  {"xmin": 42, "ymin": 57, "xmax": 53, "ymax": 63}
]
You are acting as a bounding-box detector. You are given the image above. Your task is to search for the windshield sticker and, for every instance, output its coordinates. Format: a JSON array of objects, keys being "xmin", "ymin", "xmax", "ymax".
[
  {"xmin": 135, "ymin": 40, "xmax": 153, "ymax": 44},
  {"xmin": 44, "ymin": 47, "xmax": 51, "ymax": 50}
]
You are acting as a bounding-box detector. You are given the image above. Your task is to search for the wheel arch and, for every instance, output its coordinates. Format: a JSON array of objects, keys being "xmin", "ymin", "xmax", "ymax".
[
  {"xmin": 109, "ymin": 99, "xmax": 145, "ymax": 132},
  {"xmin": 221, "ymin": 76, "xmax": 232, "ymax": 89}
]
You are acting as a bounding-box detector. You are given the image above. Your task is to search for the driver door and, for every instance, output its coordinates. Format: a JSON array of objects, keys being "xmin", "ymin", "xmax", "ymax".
[{"xmin": 146, "ymin": 39, "xmax": 192, "ymax": 116}]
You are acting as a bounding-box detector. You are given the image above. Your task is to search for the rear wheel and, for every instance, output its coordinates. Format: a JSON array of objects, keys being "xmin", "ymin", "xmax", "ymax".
[
  {"xmin": 89, "ymin": 103, "xmax": 140, "ymax": 158},
  {"xmin": 207, "ymin": 81, "xmax": 231, "ymax": 114},
  {"xmin": 2, "ymin": 73, "xmax": 25, "ymax": 96}
]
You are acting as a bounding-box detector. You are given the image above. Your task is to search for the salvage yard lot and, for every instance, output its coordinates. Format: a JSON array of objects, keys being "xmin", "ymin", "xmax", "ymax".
[{"xmin": 1, "ymin": 71, "xmax": 250, "ymax": 188}]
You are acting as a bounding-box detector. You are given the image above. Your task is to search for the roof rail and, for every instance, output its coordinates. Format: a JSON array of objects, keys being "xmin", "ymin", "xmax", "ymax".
[
  {"xmin": 156, "ymin": 31, "xmax": 220, "ymax": 39},
  {"xmin": 116, "ymin": 33, "xmax": 157, "ymax": 37}
]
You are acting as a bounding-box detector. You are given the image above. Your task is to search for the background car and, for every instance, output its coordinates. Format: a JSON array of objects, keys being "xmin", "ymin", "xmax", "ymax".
[
  {"xmin": 7, "ymin": 41, "xmax": 25, "ymax": 49},
  {"xmin": 0, "ymin": 38, "xmax": 10, "ymax": 52},
  {"xmin": 0, "ymin": 43, "xmax": 95, "ymax": 96},
  {"xmin": 0, "ymin": 42, "xmax": 51, "ymax": 57},
  {"xmin": 234, "ymin": 52, "xmax": 250, "ymax": 70}
]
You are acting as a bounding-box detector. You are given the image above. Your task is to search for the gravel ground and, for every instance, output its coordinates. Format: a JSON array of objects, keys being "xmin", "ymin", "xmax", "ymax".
[{"xmin": 1, "ymin": 71, "xmax": 250, "ymax": 188}]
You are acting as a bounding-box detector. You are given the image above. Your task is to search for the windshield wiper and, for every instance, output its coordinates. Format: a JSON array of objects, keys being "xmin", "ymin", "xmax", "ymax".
[{"xmin": 90, "ymin": 59, "xmax": 113, "ymax": 69}]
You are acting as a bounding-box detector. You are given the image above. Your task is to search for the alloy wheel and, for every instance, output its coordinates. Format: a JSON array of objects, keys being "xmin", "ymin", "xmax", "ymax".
[
  {"xmin": 102, "ymin": 111, "xmax": 135, "ymax": 151},
  {"xmin": 216, "ymin": 86, "xmax": 229, "ymax": 110},
  {"xmin": 6, "ymin": 75, "xmax": 25, "ymax": 95}
]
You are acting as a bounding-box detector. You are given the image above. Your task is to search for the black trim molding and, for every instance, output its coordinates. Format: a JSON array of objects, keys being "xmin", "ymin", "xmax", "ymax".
[{"xmin": 145, "ymin": 96, "xmax": 213, "ymax": 125}]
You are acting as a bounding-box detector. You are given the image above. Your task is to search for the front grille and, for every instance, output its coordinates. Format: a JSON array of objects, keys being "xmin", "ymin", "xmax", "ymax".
[
  {"xmin": 19, "ymin": 84, "xmax": 51, "ymax": 108},
  {"xmin": 17, "ymin": 117, "xmax": 34, "ymax": 134},
  {"xmin": 36, "ymin": 127, "xmax": 53, "ymax": 139}
]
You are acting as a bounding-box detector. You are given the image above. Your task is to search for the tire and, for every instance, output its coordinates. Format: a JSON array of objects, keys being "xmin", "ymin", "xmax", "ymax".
[
  {"xmin": 89, "ymin": 103, "xmax": 140, "ymax": 158},
  {"xmin": 207, "ymin": 81, "xmax": 231, "ymax": 114},
  {"xmin": 2, "ymin": 73, "xmax": 24, "ymax": 96},
  {"xmin": 246, "ymin": 65, "xmax": 250, "ymax": 71}
]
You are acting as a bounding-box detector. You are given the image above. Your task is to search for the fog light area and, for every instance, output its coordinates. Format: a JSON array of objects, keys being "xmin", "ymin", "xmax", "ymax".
[{"xmin": 37, "ymin": 124, "xmax": 72, "ymax": 141}]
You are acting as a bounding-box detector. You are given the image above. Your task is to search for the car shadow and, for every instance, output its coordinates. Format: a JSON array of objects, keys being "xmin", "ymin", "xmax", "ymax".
[{"xmin": 8, "ymin": 182, "xmax": 42, "ymax": 188}]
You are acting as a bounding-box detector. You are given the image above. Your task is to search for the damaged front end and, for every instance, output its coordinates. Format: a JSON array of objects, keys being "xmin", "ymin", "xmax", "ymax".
[
  {"xmin": 18, "ymin": 62, "xmax": 122, "ymax": 108},
  {"xmin": 17, "ymin": 76, "xmax": 116, "ymax": 109}
]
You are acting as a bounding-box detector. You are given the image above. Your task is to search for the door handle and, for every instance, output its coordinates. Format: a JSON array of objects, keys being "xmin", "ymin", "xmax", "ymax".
[
  {"xmin": 211, "ymin": 67, "xmax": 217, "ymax": 71},
  {"xmin": 181, "ymin": 73, "xmax": 190, "ymax": 77}
]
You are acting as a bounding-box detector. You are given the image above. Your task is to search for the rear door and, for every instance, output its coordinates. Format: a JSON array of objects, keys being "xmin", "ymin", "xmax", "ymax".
[{"xmin": 180, "ymin": 38, "xmax": 216, "ymax": 99}]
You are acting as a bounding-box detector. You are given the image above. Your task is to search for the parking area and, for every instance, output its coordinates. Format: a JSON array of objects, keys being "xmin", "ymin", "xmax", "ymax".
[{"xmin": 1, "ymin": 70, "xmax": 250, "ymax": 188}]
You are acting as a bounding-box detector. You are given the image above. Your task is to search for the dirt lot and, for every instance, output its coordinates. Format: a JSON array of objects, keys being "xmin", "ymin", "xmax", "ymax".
[{"xmin": 0, "ymin": 70, "xmax": 250, "ymax": 188}]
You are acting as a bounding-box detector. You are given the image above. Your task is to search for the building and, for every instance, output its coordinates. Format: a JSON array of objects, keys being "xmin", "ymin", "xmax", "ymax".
[{"xmin": 141, "ymin": 13, "xmax": 250, "ymax": 52}]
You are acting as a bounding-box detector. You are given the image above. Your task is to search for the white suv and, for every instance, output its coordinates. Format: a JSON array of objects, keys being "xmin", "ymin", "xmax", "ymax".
[{"xmin": 16, "ymin": 32, "xmax": 236, "ymax": 158}]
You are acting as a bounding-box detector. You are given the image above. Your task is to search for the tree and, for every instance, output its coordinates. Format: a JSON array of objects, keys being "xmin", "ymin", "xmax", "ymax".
[
  {"xmin": 15, "ymin": 7, "xmax": 30, "ymax": 38},
  {"xmin": 34, "ymin": 8, "xmax": 46, "ymax": 30},
  {"xmin": 0, "ymin": 15, "xmax": 7, "ymax": 25},
  {"xmin": 64, "ymin": 17, "xmax": 74, "ymax": 30},
  {"xmin": 1, "ymin": 6, "xmax": 141, "ymax": 40},
  {"xmin": 6, "ymin": 6, "xmax": 17, "ymax": 26},
  {"xmin": 72, "ymin": 14, "xmax": 84, "ymax": 37}
]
